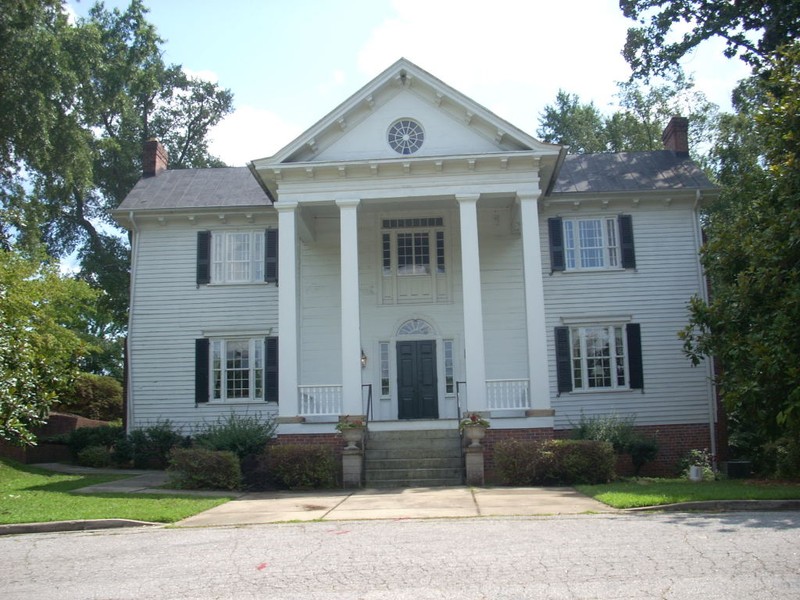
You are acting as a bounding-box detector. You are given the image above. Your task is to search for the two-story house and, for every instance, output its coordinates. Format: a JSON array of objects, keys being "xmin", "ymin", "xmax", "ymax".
[{"xmin": 115, "ymin": 59, "xmax": 720, "ymax": 483}]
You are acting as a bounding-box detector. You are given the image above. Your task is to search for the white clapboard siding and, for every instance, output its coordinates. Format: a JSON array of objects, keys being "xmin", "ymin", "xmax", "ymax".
[
  {"xmin": 540, "ymin": 202, "xmax": 712, "ymax": 429},
  {"xmin": 129, "ymin": 220, "xmax": 279, "ymax": 431}
]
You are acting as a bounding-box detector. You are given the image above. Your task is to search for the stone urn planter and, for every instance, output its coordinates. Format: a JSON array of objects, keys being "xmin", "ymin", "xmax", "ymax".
[
  {"xmin": 463, "ymin": 424, "xmax": 487, "ymax": 448},
  {"xmin": 340, "ymin": 427, "xmax": 364, "ymax": 450}
]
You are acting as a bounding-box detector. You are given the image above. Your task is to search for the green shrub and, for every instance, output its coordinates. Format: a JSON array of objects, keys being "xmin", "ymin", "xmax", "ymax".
[
  {"xmin": 761, "ymin": 437, "xmax": 800, "ymax": 480},
  {"xmin": 167, "ymin": 447, "xmax": 241, "ymax": 490},
  {"xmin": 67, "ymin": 425, "xmax": 125, "ymax": 458},
  {"xmin": 193, "ymin": 414, "xmax": 276, "ymax": 462},
  {"xmin": 494, "ymin": 439, "xmax": 540, "ymax": 485},
  {"xmin": 77, "ymin": 445, "xmax": 113, "ymax": 468},
  {"xmin": 628, "ymin": 437, "xmax": 659, "ymax": 476},
  {"xmin": 571, "ymin": 413, "xmax": 637, "ymax": 453},
  {"xmin": 128, "ymin": 421, "xmax": 187, "ymax": 469},
  {"xmin": 56, "ymin": 373, "xmax": 123, "ymax": 421},
  {"xmin": 260, "ymin": 445, "xmax": 337, "ymax": 490},
  {"xmin": 494, "ymin": 439, "xmax": 615, "ymax": 485}
]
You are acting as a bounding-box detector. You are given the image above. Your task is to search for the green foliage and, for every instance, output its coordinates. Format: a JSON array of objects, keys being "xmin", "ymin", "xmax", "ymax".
[
  {"xmin": 66, "ymin": 424, "xmax": 124, "ymax": 458},
  {"xmin": 0, "ymin": 249, "xmax": 100, "ymax": 445},
  {"xmin": 126, "ymin": 421, "xmax": 186, "ymax": 470},
  {"xmin": 77, "ymin": 445, "xmax": 113, "ymax": 469},
  {"xmin": 681, "ymin": 44, "xmax": 800, "ymax": 457},
  {"xmin": 571, "ymin": 413, "xmax": 637, "ymax": 453},
  {"xmin": 193, "ymin": 414, "xmax": 277, "ymax": 462},
  {"xmin": 677, "ymin": 448, "xmax": 716, "ymax": 481},
  {"xmin": 258, "ymin": 445, "xmax": 338, "ymax": 490},
  {"xmin": 167, "ymin": 447, "xmax": 241, "ymax": 491},
  {"xmin": 620, "ymin": 0, "xmax": 800, "ymax": 79},
  {"xmin": 55, "ymin": 372, "xmax": 123, "ymax": 421},
  {"xmin": 628, "ymin": 437, "xmax": 659, "ymax": 476},
  {"xmin": 494, "ymin": 439, "xmax": 615, "ymax": 486},
  {"xmin": 1, "ymin": 0, "xmax": 234, "ymax": 375},
  {"xmin": 537, "ymin": 71, "xmax": 718, "ymax": 159},
  {"xmin": 760, "ymin": 438, "xmax": 800, "ymax": 480}
]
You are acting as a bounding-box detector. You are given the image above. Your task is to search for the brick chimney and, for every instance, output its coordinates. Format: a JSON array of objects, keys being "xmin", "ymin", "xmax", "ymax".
[
  {"xmin": 662, "ymin": 116, "xmax": 689, "ymax": 155},
  {"xmin": 142, "ymin": 139, "xmax": 168, "ymax": 177}
]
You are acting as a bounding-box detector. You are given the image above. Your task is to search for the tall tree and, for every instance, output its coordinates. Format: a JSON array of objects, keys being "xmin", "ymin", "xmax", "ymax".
[
  {"xmin": 1, "ymin": 1, "xmax": 233, "ymax": 375},
  {"xmin": 537, "ymin": 72, "xmax": 718, "ymax": 158},
  {"xmin": 621, "ymin": 0, "xmax": 800, "ymax": 79},
  {"xmin": 680, "ymin": 43, "xmax": 800, "ymax": 454}
]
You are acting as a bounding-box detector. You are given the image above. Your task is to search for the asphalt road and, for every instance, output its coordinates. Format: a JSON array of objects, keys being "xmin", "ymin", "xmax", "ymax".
[{"xmin": 2, "ymin": 512, "xmax": 799, "ymax": 599}]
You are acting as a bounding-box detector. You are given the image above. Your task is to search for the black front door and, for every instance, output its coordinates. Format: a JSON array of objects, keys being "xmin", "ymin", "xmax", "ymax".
[{"xmin": 397, "ymin": 340, "xmax": 438, "ymax": 419}]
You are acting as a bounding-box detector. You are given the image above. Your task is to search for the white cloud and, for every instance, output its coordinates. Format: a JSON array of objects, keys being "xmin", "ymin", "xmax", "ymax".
[
  {"xmin": 209, "ymin": 106, "xmax": 302, "ymax": 166},
  {"xmin": 183, "ymin": 67, "xmax": 220, "ymax": 84}
]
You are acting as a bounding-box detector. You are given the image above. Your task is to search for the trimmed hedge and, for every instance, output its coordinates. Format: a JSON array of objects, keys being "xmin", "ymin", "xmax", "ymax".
[
  {"xmin": 167, "ymin": 447, "xmax": 241, "ymax": 490},
  {"xmin": 247, "ymin": 445, "xmax": 337, "ymax": 490},
  {"xmin": 495, "ymin": 439, "xmax": 615, "ymax": 485}
]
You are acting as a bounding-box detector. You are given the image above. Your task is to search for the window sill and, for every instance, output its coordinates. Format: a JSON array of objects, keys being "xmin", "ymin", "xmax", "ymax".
[
  {"xmin": 204, "ymin": 281, "xmax": 273, "ymax": 287},
  {"xmin": 202, "ymin": 400, "xmax": 278, "ymax": 406},
  {"xmin": 567, "ymin": 387, "xmax": 636, "ymax": 395},
  {"xmin": 560, "ymin": 267, "xmax": 628, "ymax": 274}
]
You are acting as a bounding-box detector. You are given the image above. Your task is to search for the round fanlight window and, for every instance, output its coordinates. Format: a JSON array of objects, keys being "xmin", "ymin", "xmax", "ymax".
[{"xmin": 387, "ymin": 119, "xmax": 424, "ymax": 155}]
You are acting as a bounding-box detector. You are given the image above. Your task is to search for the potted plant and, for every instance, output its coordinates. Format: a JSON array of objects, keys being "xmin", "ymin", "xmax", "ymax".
[
  {"xmin": 336, "ymin": 416, "xmax": 365, "ymax": 450},
  {"xmin": 460, "ymin": 412, "xmax": 489, "ymax": 447}
]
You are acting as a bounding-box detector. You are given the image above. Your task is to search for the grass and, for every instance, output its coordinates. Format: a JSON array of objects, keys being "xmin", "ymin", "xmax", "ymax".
[
  {"xmin": 576, "ymin": 478, "xmax": 800, "ymax": 509},
  {"xmin": 0, "ymin": 459, "xmax": 232, "ymax": 524}
]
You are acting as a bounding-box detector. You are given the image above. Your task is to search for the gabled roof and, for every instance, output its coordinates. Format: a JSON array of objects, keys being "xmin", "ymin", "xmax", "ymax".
[
  {"xmin": 552, "ymin": 151, "xmax": 716, "ymax": 195},
  {"xmin": 116, "ymin": 167, "xmax": 270, "ymax": 212},
  {"xmin": 255, "ymin": 58, "xmax": 560, "ymax": 166}
]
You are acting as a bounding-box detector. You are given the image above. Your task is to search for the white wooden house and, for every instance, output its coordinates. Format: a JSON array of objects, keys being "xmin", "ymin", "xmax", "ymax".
[{"xmin": 115, "ymin": 59, "xmax": 720, "ymax": 481}]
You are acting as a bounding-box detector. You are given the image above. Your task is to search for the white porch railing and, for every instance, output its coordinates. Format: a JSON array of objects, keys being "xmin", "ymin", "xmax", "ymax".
[
  {"xmin": 298, "ymin": 385, "xmax": 343, "ymax": 416},
  {"xmin": 487, "ymin": 379, "xmax": 530, "ymax": 410}
]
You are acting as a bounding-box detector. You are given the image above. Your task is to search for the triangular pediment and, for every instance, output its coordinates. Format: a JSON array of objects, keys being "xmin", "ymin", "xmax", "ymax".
[
  {"xmin": 250, "ymin": 59, "xmax": 563, "ymax": 199},
  {"xmin": 254, "ymin": 58, "xmax": 559, "ymax": 166}
]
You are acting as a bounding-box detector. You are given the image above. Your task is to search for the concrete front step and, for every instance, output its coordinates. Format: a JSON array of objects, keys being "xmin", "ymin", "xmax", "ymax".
[{"xmin": 364, "ymin": 428, "xmax": 464, "ymax": 487}]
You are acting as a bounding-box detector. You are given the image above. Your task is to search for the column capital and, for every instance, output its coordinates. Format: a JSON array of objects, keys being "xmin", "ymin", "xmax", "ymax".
[
  {"xmin": 335, "ymin": 198, "xmax": 361, "ymax": 209},
  {"xmin": 274, "ymin": 201, "xmax": 298, "ymax": 212},
  {"xmin": 455, "ymin": 193, "xmax": 480, "ymax": 204},
  {"xmin": 516, "ymin": 184, "xmax": 542, "ymax": 203}
]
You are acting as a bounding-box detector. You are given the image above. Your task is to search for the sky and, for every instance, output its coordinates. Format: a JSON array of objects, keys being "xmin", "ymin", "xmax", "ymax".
[{"xmin": 68, "ymin": 0, "xmax": 751, "ymax": 167}]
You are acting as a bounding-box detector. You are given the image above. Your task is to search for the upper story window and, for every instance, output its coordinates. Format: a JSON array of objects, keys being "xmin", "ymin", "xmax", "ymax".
[
  {"xmin": 548, "ymin": 215, "xmax": 636, "ymax": 272},
  {"xmin": 380, "ymin": 217, "xmax": 449, "ymax": 304},
  {"xmin": 197, "ymin": 230, "xmax": 278, "ymax": 285}
]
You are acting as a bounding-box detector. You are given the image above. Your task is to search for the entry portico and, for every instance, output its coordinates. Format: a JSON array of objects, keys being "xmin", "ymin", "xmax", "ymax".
[{"xmin": 251, "ymin": 58, "xmax": 561, "ymax": 430}]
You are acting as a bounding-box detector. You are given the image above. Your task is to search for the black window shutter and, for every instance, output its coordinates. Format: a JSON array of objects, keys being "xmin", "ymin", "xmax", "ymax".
[
  {"xmin": 265, "ymin": 336, "xmax": 279, "ymax": 402},
  {"xmin": 265, "ymin": 229, "xmax": 278, "ymax": 283},
  {"xmin": 195, "ymin": 338, "xmax": 210, "ymax": 403},
  {"xmin": 548, "ymin": 217, "xmax": 565, "ymax": 272},
  {"xmin": 619, "ymin": 215, "xmax": 636, "ymax": 269},
  {"xmin": 626, "ymin": 323, "xmax": 644, "ymax": 390},
  {"xmin": 197, "ymin": 231, "xmax": 212, "ymax": 284},
  {"xmin": 555, "ymin": 326, "xmax": 572, "ymax": 393}
]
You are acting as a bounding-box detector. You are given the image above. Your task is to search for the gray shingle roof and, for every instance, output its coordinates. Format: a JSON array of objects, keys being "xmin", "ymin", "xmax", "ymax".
[
  {"xmin": 551, "ymin": 151, "xmax": 715, "ymax": 195},
  {"xmin": 117, "ymin": 167, "xmax": 271, "ymax": 211}
]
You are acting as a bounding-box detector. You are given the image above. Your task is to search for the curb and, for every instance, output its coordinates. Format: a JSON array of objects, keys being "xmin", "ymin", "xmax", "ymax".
[
  {"xmin": 0, "ymin": 519, "xmax": 161, "ymax": 537},
  {"xmin": 626, "ymin": 499, "xmax": 800, "ymax": 513}
]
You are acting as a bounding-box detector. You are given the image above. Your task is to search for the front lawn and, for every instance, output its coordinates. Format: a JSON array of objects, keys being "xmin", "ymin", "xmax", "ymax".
[
  {"xmin": 576, "ymin": 478, "xmax": 800, "ymax": 509},
  {"xmin": 0, "ymin": 459, "xmax": 232, "ymax": 524}
]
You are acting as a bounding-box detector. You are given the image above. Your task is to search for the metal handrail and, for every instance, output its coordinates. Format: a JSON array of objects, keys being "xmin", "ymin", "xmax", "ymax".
[
  {"xmin": 455, "ymin": 380, "xmax": 467, "ymax": 483},
  {"xmin": 361, "ymin": 383, "xmax": 373, "ymax": 487}
]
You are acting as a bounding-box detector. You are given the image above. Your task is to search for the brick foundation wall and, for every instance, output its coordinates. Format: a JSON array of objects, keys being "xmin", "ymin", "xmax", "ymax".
[
  {"xmin": 483, "ymin": 428, "xmax": 555, "ymax": 483},
  {"xmin": 554, "ymin": 422, "xmax": 714, "ymax": 477},
  {"xmin": 272, "ymin": 433, "xmax": 343, "ymax": 459}
]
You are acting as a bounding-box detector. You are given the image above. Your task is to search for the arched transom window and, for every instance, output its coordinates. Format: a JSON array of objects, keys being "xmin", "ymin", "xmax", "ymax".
[{"xmin": 397, "ymin": 319, "xmax": 434, "ymax": 336}]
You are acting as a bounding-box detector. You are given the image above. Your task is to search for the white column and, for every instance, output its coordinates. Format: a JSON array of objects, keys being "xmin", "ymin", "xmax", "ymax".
[
  {"xmin": 336, "ymin": 198, "xmax": 363, "ymax": 415},
  {"xmin": 276, "ymin": 202, "xmax": 299, "ymax": 419},
  {"xmin": 457, "ymin": 193, "xmax": 487, "ymax": 412},
  {"xmin": 518, "ymin": 186, "xmax": 551, "ymax": 412}
]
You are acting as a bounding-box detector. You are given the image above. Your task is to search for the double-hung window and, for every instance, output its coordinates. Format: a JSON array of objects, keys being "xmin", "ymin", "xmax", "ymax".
[
  {"xmin": 555, "ymin": 323, "xmax": 643, "ymax": 393},
  {"xmin": 197, "ymin": 229, "xmax": 278, "ymax": 285},
  {"xmin": 548, "ymin": 215, "xmax": 635, "ymax": 272},
  {"xmin": 195, "ymin": 337, "xmax": 278, "ymax": 403}
]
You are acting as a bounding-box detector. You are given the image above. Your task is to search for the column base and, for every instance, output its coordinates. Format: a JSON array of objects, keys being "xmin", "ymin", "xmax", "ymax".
[
  {"xmin": 342, "ymin": 448, "xmax": 363, "ymax": 488},
  {"xmin": 465, "ymin": 446, "xmax": 484, "ymax": 486}
]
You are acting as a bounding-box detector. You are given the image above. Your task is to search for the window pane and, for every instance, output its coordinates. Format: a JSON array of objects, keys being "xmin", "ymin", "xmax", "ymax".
[
  {"xmin": 564, "ymin": 221, "xmax": 576, "ymax": 269},
  {"xmin": 226, "ymin": 339, "xmax": 250, "ymax": 398},
  {"xmin": 444, "ymin": 340, "xmax": 454, "ymax": 394},
  {"xmin": 606, "ymin": 219, "xmax": 618, "ymax": 267},
  {"xmin": 571, "ymin": 330, "xmax": 583, "ymax": 389},
  {"xmin": 579, "ymin": 220, "xmax": 604, "ymax": 268},
  {"xmin": 397, "ymin": 233, "xmax": 413, "ymax": 274},
  {"xmin": 252, "ymin": 232, "xmax": 265, "ymax": 281},
  {"xmin": 380, "ymin": 342, "xmax": 390, "ymax": 397},
  {"xmin": 436, "ymin": 231, "xmax": 445, "ymax": 274},
  {"xmin": 414, "ymin": 233, "xmax": 430, "ymax": 274},
  {"xmin": 226, "ymin": 233, "xmax": 250, "ymax": 281},
  {"xmin": 382, "ymin": 234, "xmax": 391, "ymax": 276},
  {"xmin": 253, "ymin": 340, "xmax": 263, "ymax": 400},
  {"xmin": 212, "ymin": 341, "xmax": 222, "ymax": 399},
  {"xmin": 615, "ymin": 326, "xmax": 626, "ymax": 386},
  {"xmin": 585, "ymin": 327, "xmax": 612, "ymax": 388}
]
